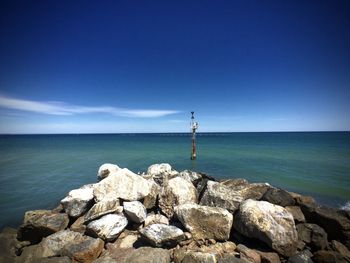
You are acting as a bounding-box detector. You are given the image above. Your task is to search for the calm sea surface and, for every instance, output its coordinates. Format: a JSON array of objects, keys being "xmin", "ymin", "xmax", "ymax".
[{"xmin": 0, "ymin": 132, "xmax": 349, "ymax": 230}]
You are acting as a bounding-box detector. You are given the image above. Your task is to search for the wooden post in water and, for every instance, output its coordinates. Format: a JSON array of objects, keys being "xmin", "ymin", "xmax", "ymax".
[{"xmin": 190, "ymin": 111, "xmax": 199, "ymax": 160}]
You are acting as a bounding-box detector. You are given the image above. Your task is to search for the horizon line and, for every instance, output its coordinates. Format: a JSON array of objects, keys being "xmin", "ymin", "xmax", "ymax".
[{"xmin": 1, "ymin": 130, "xmax": 349, "ymax": 135}]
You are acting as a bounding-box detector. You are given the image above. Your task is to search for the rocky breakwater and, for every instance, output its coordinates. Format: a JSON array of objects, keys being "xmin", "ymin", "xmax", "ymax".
[{"xmin": 1, "ymin": 163, "xmax": 350, "ymax": 263}]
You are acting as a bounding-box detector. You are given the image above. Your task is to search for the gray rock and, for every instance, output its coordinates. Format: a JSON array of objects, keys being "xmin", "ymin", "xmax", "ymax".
[
  {"xmin": 17, "ymin": 230, "xmax": 104, "ymax": 263},
  {"xmin": 200, "ymin": 181, "xmax": 271, "ymax": 213},
  {"xmin": 182, "ymin": 252, "xmax": 217, "ymax": 263},
  {"xmin": 313, "ymin": 250, "xmax": 348, "ymax": 263},
  {"xmin": 331, "ymin": 240, "xmax": 350, "ymax": 262},
  {"xmin": 179, "ymin": 170, "xmax": 202, "ymax": 185},
  {"xmin": 70, "ymin": 216, "xmax": 86, "ymax": 234},
  {"xmin": 93, "ymin": 168, "xmax": 151, "ymax": 202},
  {"xmin": 86, "ymin": 213, "xmax": 128, "ymax": 241},
  {"xmin": 139, "ymin": 223, "xmax": 185, "ymax": 247},
  {"xmin": 262, "ymin": 188, "xmax": 295, "ymax": 207},
  {"xmin": 220, "ymin": 178, "xmax": 249, "ymax": 188},
  {"xmin": 301, "ymin": 204, "xmax": 350, "ymax": 249},
  {"xmin": 123, "ymin": 201, "xmax": 147, "ymax": 223},
  {"xmin": 200, "ymin": 180, "xmax": 244, "ymax": 213},
  {"xmin": 36, "ymin": 257, "xmax": 71, "ymax": 263},
  {"xmin": 17, "ymin": 210, "xmax": 69, "ymax": 244},
  {"xmin": 126, "ymin": 247, "xmax": 171, "ymax": 263},
  {"xmin": 296, "ymin": 223, "xmax": 328, "ymax": 250},
  {"xmin": 0, "ymin": 227, "xmax": 29, "ymax": 263},
  {"xmin": 175, "ymin": 203, "xmax": 233, "ymax": 241},
  {"xmin": 256, "ymin": 250, "xmax": 281, "ymax": 263},
  {"xmin": 234, "ymin": 199, "xmax": 298, "ymax": 257},
  {"xmin": 230, "ymin": 182, "xmax": 271, "ymax": 200},
  {"xmin": 237, "ymin": 244, "xmax": 261, "ymax": 263},
  {"xmin": 219, "ymin": 255, "xmax": 250, "ymax": 263},
  {"xmin": 147, "ymin": 163, "xmax": 179, "ymax": 185},
  {"xmin": 288, "ymin": 250, "xmax": 314, "ymax": 263},
  {"xmin": 144, "ymin": 214, "xmax": 169, "ymax": 227},
  {"xmin": 143, "ymin": 179, "xmax": 160, "ymax": 209},
  {"xmin": 97, "ymin": 163, "xmax": 120, "ymax": 181},
  {"xmin": 286, "ymin": 206, "xmax": 306, "ymax": 223},
  {"xmin": 61, "ymin": 184, "xmax": 95, "ymax": 218},
  {"xmin": 84, "ymin": 199, "xmax": 123, "ymax": 222},
  {"xmin": 159, "ymin": 177, "xmax": 198, "ymax": 218}
]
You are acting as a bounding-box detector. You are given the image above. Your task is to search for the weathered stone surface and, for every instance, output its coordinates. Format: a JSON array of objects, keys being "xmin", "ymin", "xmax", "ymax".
[
  {"xmin": 234, "ymin": 199, "xmax": 298, "ymax": 257},
  {"xmin": 139, "ymin": 223, "xmax": 185, "ymax": 247},
  {"xmin": 97, "ymin": 163, "xmax": 120, "ymax": 181},
  {"xmin": 147, "ymin": 163, "xmax": 173, "ymax": 176},
  {"xmin": 147, "ymin": 163, "xmax": 179, "ymax": 185},
  {"xmin": 123, "ymin": 201, "xmax": 147, "ymax": 223},
  {"xmin": 86, "ymin": 213, "xmax": 128, "ymax": 241},
  {"xmin": 1, "ymin": 227, "xmax": 29, "ymax": 263},
  {"xmin": 199, "ymin": 241, "xmax": 237, "ymax": 255},
  {"xmin": 220, "ymin": 178, "xmax": 249, "ymax": 188},
  {"xmin": 182, "ymin": 252, "xmax": 217, "ymax": 263},
  {"xmin": 287, "ymin": 250, "xmax": 314, "ymax": 263},
  {"xmin": 290, "ymin": 193, "xmax": 316, "ymax": 207},
  {"xmin": 70, "ymin": 216, "xmax": 86, "ymax": 234},
  {"xmin": 17, "ymin": 210, "xmax": 69, "ymax": 244},
  {"xmin": 218, "ymin": 255, "xmax": 250, "ymax": 263},
  {"xmin": 16, "ymin": 244, "xmax": 48, "ymax": 263},
  {"xmin": 97, "ymin": 246, "xmax": 170, "ymax": 263},
  {"xmin": 109, "ymin": 231, "xmax": 139, "ymax": 249},
  {"xmin": 262, "ymin": 188, "xmax": 295, "ymax": 207},
  {"xmin": 144, "ymin": 214, "xmax": 169, "ymax": 227},
  {"xmin": 159, "ymin": 177, "xmax": 197, "ymax": 218},
  {"xmin": 93, "ymin": 169, "xmax": 151, "ymax": 202},
  {"xmin": 330, "ymin": 240, "xmax": 350, "ymax": 262},
  {"xmin": 143, "ymin": 179, "xmax": 160, "ymax": 209},
  {"xmin": 95, "ymin": 248, "xmax": 135, "ymax": 263},
  {"xmin": 237, "ymin": 244, "xmax": 261, "ymax": 263},
  {"xmin": 313, "ymin": 250, "xmax": 347, "ymax": 263},
  {"xmin": 200, "ymin": 180, "xmax": 244, "ymax": 213},
  {"xmin": 84, "ymin": 199, "xmax": 122, "ymax": 222},
  {"xmin": 126, "ymin": 247, "xmax": 171, "ymax": 263},
  {"xmin": 301, "ymin": 204, "xmax": 350, "ymax": 248},
  {"xmin": 36, "ymin": 257, "xmax": 71, "ymax": 263},
  {"xmin": 175, "ymin": 203, "xmax": 233, "ymax": 241},
  {"xmin": 179, "ymin": 170, "xmax": 202, "ymax": 185},
  {"xmin": 233, "ymin": 183, "xmax": 271, "ymax": 200},
  {"xmin": 256, "ymin": 251, "xmax": 281, "ymax": 263},
  {"xmin": 296, "ymin": 223, "xmax": 328, "ymax": 250},
  {"xmin": 286, "ymin": 206, "xmax": 306, "ymax": 223},
  {"xmin": 17, "ymin": 230, "xmax": 103, "ymax": 263},
  {"xmin": 200, "ymin": 180, "xmax": 271, "ymax": 213},
  {"xmin": 61, "ymin": 184, "xmax": 94, "ymax": 218}
]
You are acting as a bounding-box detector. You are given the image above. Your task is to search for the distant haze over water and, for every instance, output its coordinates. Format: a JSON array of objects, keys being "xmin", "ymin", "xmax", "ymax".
[{"xmin": 0, "ymin": 132, "xmax": 349, "ymax": 230}]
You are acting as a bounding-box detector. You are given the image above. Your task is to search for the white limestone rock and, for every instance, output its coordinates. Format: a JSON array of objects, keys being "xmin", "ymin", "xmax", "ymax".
[
  {"xmin": 61, "ymin": 184, "xmax": 94, "ymax": 218},
  {"xmin": 175, "ymin": 203, "xmax": 233, "ymax": 241},
  {"xmin": 97, "ymin": 163, "xmax": 120, "ymax": 181},
  {"xmin": 93, "ymin": 168, "xmax": 151, "ymax": 202},
  {"xmin": 147, "ymin": 163, "xmax": 179, "ymax": 186},
  {"xmin": 84, "ymin": 199, "xmax": 123, "ymax": 223},
  {"xmin": 234, "ymin": 199, "xmax": 298, "ymax": 257},
  {"xmin": 200, "ymin": 180, "xmax": 244, "ymax": 213},
  {"xmin": 139, "ymin": 224, "xmax": 185, "ymax": 247},
  {"xmin": 86, "ymin": 214, "xmax": 128, "ymax": 241},
  {"xmin": 144, "ymin": 214, "xmax": 169, "ymax": 227},
  {"xmin": 123, "ymin": 201, "xmax": 147, "ymax": 223},
  {"xmin": 159, "ymin": 177, "xmax": 198, "ymax": 218}
]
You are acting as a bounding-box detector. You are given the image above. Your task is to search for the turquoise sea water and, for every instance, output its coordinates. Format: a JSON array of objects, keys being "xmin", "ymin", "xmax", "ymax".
[{"xmin": 0, "ymin": 132, "xmax": 349, "ymax": 230}]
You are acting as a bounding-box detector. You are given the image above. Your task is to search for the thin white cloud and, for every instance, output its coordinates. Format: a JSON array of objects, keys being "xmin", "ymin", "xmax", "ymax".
[{"xmin": 0, "ymin": 96, "xmax": 179, "ymax": 118}]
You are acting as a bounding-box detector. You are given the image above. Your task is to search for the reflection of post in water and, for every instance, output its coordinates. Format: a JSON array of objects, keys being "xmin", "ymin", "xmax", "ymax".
[{"xmin": 190, "ymin": 111, "xmax": 199, "ymax": 160}]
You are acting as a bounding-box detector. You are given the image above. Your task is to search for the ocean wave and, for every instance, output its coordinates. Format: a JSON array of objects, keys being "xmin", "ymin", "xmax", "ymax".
[{"xmin": 340, "ymin": 201, "xmax": 350, "ymax": 211}]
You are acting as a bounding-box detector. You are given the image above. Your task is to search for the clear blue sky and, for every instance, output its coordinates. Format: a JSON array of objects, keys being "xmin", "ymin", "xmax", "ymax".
[{"xmin": 0, "ymin": 0, "xmax": 349, "ymax": 133}]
